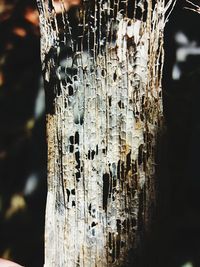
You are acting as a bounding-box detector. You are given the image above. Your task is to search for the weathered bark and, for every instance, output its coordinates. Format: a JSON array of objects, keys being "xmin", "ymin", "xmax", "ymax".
[{"xmin": 36, "ymin": 0, "xmax": 175, "ymax": 266}]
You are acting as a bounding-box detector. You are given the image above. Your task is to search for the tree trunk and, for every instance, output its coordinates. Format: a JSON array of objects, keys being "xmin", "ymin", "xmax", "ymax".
[{"xmin": 36, "ymin": 0, "xmax": 175, "ymax": 266}]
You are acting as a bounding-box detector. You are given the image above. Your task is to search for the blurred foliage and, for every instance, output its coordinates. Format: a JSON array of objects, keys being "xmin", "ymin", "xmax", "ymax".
[{"xmin": 0, "ymin": 1, "xmax": 46, "ymax": 266}]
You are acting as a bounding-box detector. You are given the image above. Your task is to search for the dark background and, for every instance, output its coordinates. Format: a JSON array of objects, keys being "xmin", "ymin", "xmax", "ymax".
[
  {"xmin": 1, "ymin": 0, "xmax": 200, "ymax": 266},
  {"xmin": 0, "ymin": 0, "xmax": 46, "ymax": 266}
]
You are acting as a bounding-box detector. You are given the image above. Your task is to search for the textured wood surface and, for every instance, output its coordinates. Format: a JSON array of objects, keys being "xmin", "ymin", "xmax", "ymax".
[{"xmin": 37, "ymin": 1, "xmax": 176, "ymax": 266}]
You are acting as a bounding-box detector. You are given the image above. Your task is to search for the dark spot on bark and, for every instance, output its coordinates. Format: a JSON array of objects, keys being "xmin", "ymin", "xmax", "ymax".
[
  {"xmin": 136, "ymin": 111, "xmax": 139, "ymax": 118},
  {"xmin": 88, "ymin": 203, "xmax": 92, "ymax": 215},
  {"xmin": 76, "ymin": 171, "xmax": 81, "ymax": 181},
  {"xmin": 80, "ymin": 114, "xmax": 84, "ymax": 125},
  {"xmin": 126, "ymin": 151, "xmax": 131, "ymax": 174},
  {"xmin": 75, "ymin": 131, "xmax": 79, "ymax": 145},
  {"xmin": 72, "ymin": 200, "xmax": 76, "ymax": 207},
  {"xmin": 67, "ymin": 75, "xmax": 73, "ymax": 84},
  {"xmin": 101, "ymin": 69, "xmax": 105, "ymax": 77},
  {"xmin": 121, "ymin": 162, "xmax": 125, "ymax": 180},
  {"xmin": 113, "ymin": 178, "xmax": 117, "ymax": 188},
  {"xmin": 75, "ymin": 151, "xmax": 80, "ymax": 168},
  {"xmin": 44, "ymin": 80, "xmax": 56, "ymax": 115},
  {"xmin": 127, "ymin": 37, "xmax": 134, "ymax": 48},
  {"xmin": 109, "ymin": 96, "xmax": 112, "ymax": 107},
  {"xmin": 113, "ymin": 71, "xmax": 117, "ymax": 81},
  {"xmin": 103, "ymin": 173, "xmax": 110, "ymax": 211},
  {"xmin": 117, "ymin": 160, "xmax": 120, "ymax": 180},
  {"xmin": 68, "ymin": 85, "xmax": 73, "ymax": 95},
  {"xmin": 91, "ymin": 150, "xmax": 95, "ymax": 160},
  {"xmin": 66, "ymin": 189, "xmax": 70, "ymax": 202},
  {"xmin": 91, "ymin": 222, "xmax": 97, "ymax": 227},
  {"xmin": 69, "ymin": 145, "xmax": 74, "ymax": 153},
  {"xmin": 102, "ymin": 147, "xmax": 107, "ymax": 154},
  {"xmin": 140, "ymin": 113, "xmax": 144, "ymax": 121},
  {"xmin": 127, "ymin": 0, "xmax": 135, "ymax": 19},
  {"xmin": 69, "ymin": 136, "xmax": 74, "ymax": 144},
  {"xmin": 76, "ymin": 255, "xmax": 80, "ymax": 267},
  {"xmin": 71, "ymin": 188, "xmax": 75, "ymax": 195},
  {"xmin": 88, "ymin": 150, "xmax": 96, "ymax": 160},
  {"xmin": 96, "ymin": 145, "xmax": 98, "ymax": 155}
]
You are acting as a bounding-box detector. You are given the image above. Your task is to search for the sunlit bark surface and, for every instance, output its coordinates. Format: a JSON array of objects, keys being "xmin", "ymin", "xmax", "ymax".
[{"xmin": 37, "ymin": 0, "xmax": 175, "ymax": 266}]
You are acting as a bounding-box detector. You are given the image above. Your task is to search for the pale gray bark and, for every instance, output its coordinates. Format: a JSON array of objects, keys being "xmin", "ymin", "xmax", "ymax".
[{"xmin": 36, "ymin": 1, "xmax": 175, "ymax": 266}]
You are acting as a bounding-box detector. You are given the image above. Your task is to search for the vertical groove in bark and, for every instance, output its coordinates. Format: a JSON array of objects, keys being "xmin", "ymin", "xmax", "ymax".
[{"xmin": 37, "ymin": 0, "xmax": 176, "ymax": 266}]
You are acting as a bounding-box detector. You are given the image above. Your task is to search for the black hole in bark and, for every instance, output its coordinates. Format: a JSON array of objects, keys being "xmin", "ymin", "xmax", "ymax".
[
  {"xmin": 91, "ymin": 222, "xmax": 97, "ymax": 227},
  {"xmin": 75, "ymin": 151, "xmax": 80, "ymax": 168},
  {"xmin": 69, "ymin": 136, "xmax": 74, "ymax": 144},
  {"xmin": 66, "ymin": 189, "xmax": 70, "ymax": 202},
  {"xmin": 76, "ymin": 171, "xmax": 81, "ymax": 181},
  {"xmin": 121, "ymin": 162, "xmax": 125, "ymax": 180},
  {"xmin": 91, "ymin": 150, "xmax": 95, "ymax": 160},
  {"xmin": 89, "ymin": 203, "xmax": 92, "ymax": 215},
  {"xmin": 103, "ymin": 173, "xmax": 110, "ymax": 211},
  {"xmin": 117, "ymin": 160, "xmax": 121, "ymax": 180},
  {"xmin": 113, "ymin": 71, "xmax": 117, "ymax": 81},
  {"xmin": 71, "ymin": 189, "xmax": 75, "ymax": 195},
  {"xmin": 68, "ymin": 85, "xmax": 73, "ymax": 95},
  {"xmin": 75, "ymin": 131, "xmax": 79, "ymax": 145},
  {"xmin": 109, "ymin": 96, "xmax": 112, "ymax": 107},
  {"xmin": 80, "ymin": 114, "xmax": 84, "ymax": 125},
  {"xmin": 69, "ymin": 145, "xmax": 74, "ymax": 153}
]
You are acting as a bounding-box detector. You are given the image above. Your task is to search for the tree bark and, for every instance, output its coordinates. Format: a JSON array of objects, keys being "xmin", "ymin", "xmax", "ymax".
[{"xmin": 36, "ymin": 0, "xmax": 175, "ymax": 266}]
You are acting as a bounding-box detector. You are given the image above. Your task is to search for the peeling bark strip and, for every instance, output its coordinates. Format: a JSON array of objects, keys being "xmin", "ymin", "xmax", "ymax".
[{"xmin": 37, "ymin": 1, "xmax": 175, "ymax": 266}]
